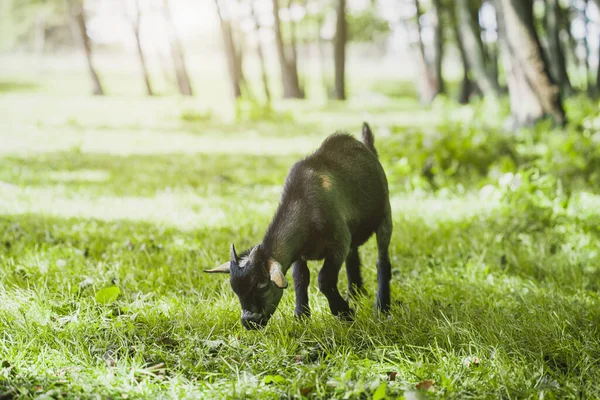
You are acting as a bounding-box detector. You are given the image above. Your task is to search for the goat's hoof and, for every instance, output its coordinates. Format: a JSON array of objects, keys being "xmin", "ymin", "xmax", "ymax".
[
  {"xmin": 295, "ymin": 311, "xmax": 311, "ymax": 320},
  {"xmin": 336, "ymin": 308, "xmax": 355, "ymax": 322}
]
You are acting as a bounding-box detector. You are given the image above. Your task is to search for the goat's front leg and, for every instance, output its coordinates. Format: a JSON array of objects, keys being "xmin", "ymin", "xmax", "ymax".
[
  {"xmin": 292, "ymin": 259, "xmax": 310, "ymax": 318},
  {"xmin": 318, "ymin": 239, "xmax": 353, "ymax": 320}
]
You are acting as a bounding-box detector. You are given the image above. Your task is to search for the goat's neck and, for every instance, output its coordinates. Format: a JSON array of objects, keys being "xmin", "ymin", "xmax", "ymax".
[{"xmin": 261, "ymin": 202, "xmax": 305, "ymax": 274}]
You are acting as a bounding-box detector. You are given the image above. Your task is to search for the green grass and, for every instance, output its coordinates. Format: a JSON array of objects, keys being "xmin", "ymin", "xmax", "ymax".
[{"xmin": 1, "ymin": 58, "xmax": 600, "ymax": 399}]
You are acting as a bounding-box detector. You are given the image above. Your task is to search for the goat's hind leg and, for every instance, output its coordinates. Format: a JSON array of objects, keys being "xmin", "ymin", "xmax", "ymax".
[
  {"xmin": 345, "ymin": 246, "xmax": 367, "ymax": 301},
  {"xmin": 292, "ymin": 259, "xmax": 311, "ymax": 318},
  {"xmin": 375, "ymin": 211, "xmax": 393, "ymax": 313}
]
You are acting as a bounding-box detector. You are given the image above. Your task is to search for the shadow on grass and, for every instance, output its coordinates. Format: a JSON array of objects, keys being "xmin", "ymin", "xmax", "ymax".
[{"xmin": 0, "ymin": 151, "xmax": 294, "ymax": 197}]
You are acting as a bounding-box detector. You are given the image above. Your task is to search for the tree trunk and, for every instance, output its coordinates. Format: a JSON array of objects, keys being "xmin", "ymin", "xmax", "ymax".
[
  {"xmin": 413, "ymin": 0, "xmax": 438, "ymax": 103},
  {"xmin": 316, "ymin": 11, "xmax": 330, "ymax": 97},
  {"xmin": 431, "ymin": 0, "xmax": 444, "ymax": 95},
  {"xmin": 250, "ymin": 0, "xmax": 271, "ymax": 103},
  {"xmin": 450, "ymin": 3, "xmax": 475, "ymax": 103},
  {"xmin": 455, "ymin": 0, "xmax": 499, "ymax": 98},
  {"xmin": 214, "ymin": 0, "xmax": 242, "ymax": 99},
  {"xmin": 34, "ymin": 13, "xmax": 46, "ymax": 53},
  {"xmin": 544, "ymin": 0, "xmax": 572, "ymax": 97},
  {"xmin": 584, "ymin": 0, "xmax": 593, "ymax": 94},
  {"xmin": 334, "ymin": 0, "xmax": 347, "ymax": 100},
  {"xmin": 128, "ymin": 0, "xmax": 153, "ymax": 96},
  {"xmin": 272, "ymin": 0, "xmax": 304, "ymax": 98},
  {"xmin": 497, "ymin": 0, "xmax": 565, "ymax": 127},
  {"xmin": 163, "ymin": 0, "xmax": 193, "ymax": 96},
  {"xmin": 133, "ymin": 29, "xmax": 153, "ymax": 96},
  {"xmin": 66, "ymin": 0, "xmax": 104, "ymax": 95}
]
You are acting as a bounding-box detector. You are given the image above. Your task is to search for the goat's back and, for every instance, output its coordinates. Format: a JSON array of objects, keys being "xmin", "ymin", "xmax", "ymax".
[{"xmin": 284, "ymin": 133, "xmax": 389, "ymax": 247}]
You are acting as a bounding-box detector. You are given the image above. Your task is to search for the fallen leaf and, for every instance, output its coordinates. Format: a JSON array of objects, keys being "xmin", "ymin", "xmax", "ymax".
[
  {"xmin": 263, "ymin": 374, "xmax": 286, "ymax": 385},
  {"xmin": 300, "ymin": 387, "xmax": 312, "ymax": 396},
  {"xmin": 373, "ymin": 382, "xmax": 387, "ymax": 400},
  {"xmin": 416, "ymin": 379, "xmax": 435, "ymax": 391},
  {"xmin": 95, "ymin": 286, "xmax": 120, "ymax": 305},
  {"xmin": 387, "ymin": 371, "xmax": 397, "ymax": 381},
  {"xmin": 295, "ymin": 355, "xmax": 303, "ymax": 364}
]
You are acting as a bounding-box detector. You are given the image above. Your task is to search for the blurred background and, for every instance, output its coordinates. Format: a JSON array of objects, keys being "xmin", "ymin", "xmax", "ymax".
[{"xmin": 2, "ymin": 0, "xmax": 599, "ymax": 120}]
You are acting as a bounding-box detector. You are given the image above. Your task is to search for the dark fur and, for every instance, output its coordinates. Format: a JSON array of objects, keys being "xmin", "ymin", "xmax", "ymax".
[{"xmin": 226, "ymin": 122, "xmax": 393, "ymax": 328}]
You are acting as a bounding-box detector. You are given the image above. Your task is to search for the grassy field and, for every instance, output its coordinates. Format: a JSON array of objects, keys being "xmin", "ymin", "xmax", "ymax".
[{"xmin": 1, "ymin": 55, "xmax": 600, "ymax": 399}]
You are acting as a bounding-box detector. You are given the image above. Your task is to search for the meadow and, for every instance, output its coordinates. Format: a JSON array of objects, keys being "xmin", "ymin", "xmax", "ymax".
[{"xmin": 1, "ymin": 53, "xmax": 600, "ymax": 399}]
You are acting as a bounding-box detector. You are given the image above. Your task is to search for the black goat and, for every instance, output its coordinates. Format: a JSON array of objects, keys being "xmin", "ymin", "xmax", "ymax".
[{"xmin": 206, "ymin": 123, "xmax": 393, "ymax": 329}]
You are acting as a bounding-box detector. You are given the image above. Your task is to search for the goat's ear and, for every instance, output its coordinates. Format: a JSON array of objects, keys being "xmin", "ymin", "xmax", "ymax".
[
  {"xmin": 204, "ymin": 261, "xmax": 231, "ymax": 274},
  {"xmin": 269, "ymin": 260, "xmax": 288, "ymax": 289}
]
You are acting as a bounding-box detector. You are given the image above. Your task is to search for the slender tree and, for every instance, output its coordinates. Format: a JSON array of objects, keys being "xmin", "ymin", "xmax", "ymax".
[
  {"xmin": 272, "ymin": 0, "xmax": 304, "ymax": 98},
  {"xmin": 250, "ymin": 0, "xmax": 271, "ymax": 103},
  {"xmin": 431, "ymin": 0, "xmax": 444, "ymax": 94},
  {"xmin": 455, "ymin": 0, "xmax": 499, "ymax": 98},
  {"xmin": 544, "ymin": 0, "xmax": 572, "ymax": 97},
  {"xmin": 214, "ymin": 0, "xmax": 243, "ymax": 99},
  {"xmin": 583, "ymin": 0, "xmax": 593, "ymax": 93},
  {"xmin": 413, "ymin": 0, "xmax": 443, "ymax": 103},
  {"xmin": 334, "ymin": 0, "xmax": 347, "ymax": 100},
  {"xmin": 163, "ymin": 0, "xmax": 193, "ymax": 96},
  {"xmin": 450, "ymin": 2, "xmax": 475, "ymax": 103},
  {"xmin": 496, "ymin": 0, "xmax": 565, "ymax": 127},
  {"xmin": 66, "ymin": 0, "xmax": 104, "ymax": 95},
  {"xmin": 124, "ymin": 0, "xmax": 153, "ymax": 96}
]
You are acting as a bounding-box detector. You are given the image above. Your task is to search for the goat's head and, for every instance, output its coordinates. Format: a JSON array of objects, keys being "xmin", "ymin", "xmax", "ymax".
[{"xmin": 205, "ymin": 244, "xmax": 288, "ymax": 330}]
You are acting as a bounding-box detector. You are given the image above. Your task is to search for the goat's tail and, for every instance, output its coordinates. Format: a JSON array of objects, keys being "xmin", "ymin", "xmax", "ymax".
[{"xmin": 361, "ymin": 122, "xmax": 378, "ymax": 157}]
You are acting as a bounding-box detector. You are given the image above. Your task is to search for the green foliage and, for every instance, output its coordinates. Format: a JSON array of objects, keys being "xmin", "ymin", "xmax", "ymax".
[
  {"xmin": 347, "ymin": 9, "xmax": 390, "ymax": 42},
  {"xmin": 235, "ymin": 98, "xmax": 294, "ymax": 123},
  {"xmin": 95, "ymin": 286, "xmax": 121, "ymax": 304}
]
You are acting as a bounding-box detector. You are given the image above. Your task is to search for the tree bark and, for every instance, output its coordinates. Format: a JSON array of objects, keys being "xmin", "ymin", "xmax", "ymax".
[
  {"xmin": 583, "ymin": 0, "xmax": 593, "ymax": 94},
  {"xmin": 413, "ymin": 0, "xmax": 440, "ymax": 103},
  {"xmin": 272, "ymin": 0, "xmax": 304, "ymax": 98},
  {"xmin": 413, "ymin": 0, "xmax": 433, "ymax": 102},
  {"xmin": 497, "ymin": 0, "xmax": 565, "ymax": 127},
  {"xmin": 316, "ymin": 11, "xmax": 330, "ymax": 97},
  {"xmin": 455, "ymin": 0, "xmax": 499, "ymax": 98},
  {"xmin": 128, "ymin": 0, "xmax": 153, "ymax": 96},
  {"xmin": 250, "ymin": 0, "xmax": 271, "ymax": 103},
  {"xmin": 431, "ymin": 0, "xmax": 444, "ymax": 94},
  {"xmin": 544, "ymin": 0, "xmax": 572, "ymax": 97},
  {"xmin": 163, "ymin": 0, "xmax": 193, "ymax": 96},
  {"xmin": 450, "ymin": 2, "xmax": 475, "ymax": 103},
  {"xmin": 66, "ymin": 0, "xmax": 104, "ymax": 95},
  {"xmin": 334, "ymin": 0, "xmax": 347, "ymax": 100},
  {"xmin": 214, "ymin": 0, "xmax": 242, "ymax": 99}
]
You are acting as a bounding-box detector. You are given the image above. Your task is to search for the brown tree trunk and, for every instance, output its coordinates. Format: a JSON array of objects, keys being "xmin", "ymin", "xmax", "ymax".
[
  {"xmin": 316, "ymin": 11, "xmax": 330, "ymax": 97},
  {"xmin": 66, "ymin": 0, "xmax": 104, "ymax": 95},
  {"xmin": 128, "ymin": 0, "xmax": 153, "ymax": 96},
  {"xmin": 583, "ymin": 0, "xmax": 593, "ymax": 94},
  {"xmin": 497, "ymin": 0, "xmax": 565, "ymax": 127},
  {"xmin": 214, "ymin": 0, "xmax": 242, "ymax": 99},
  {"xmin": 413, "ymin": 0, "xmax": 438, "ymax": 103},
  {"xmin": 163, "ymin": 0, "xmax": 193, "ymax": 96},
  {"xmin": 455, "ymin": 0, "xmax": 499, "ymax": 98},
  {"xmin": 334, "ymin": 0, "xmax": 347, "ymax": 100},
  {"xmin": 431, "ymin": 0, "xmax": 444, "ymax": 94},
  {"xmin": 250, "ymin": 0, "xmax": 271, "ymax": 103},
  {"xmin": 272, "ymin": 0, "xmax": 304, "ymax": 98},
  {"xmin": 544, "ymin": 0, "xmax": 572, "ymax": 97},
  {"xmin": 450, "ymin": 3, "xmax": 475, "ymax": 104}
]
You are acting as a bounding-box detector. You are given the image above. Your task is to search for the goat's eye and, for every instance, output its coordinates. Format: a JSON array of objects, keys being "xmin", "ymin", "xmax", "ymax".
[{"xmin": 258, "ymin": 283, "xmax": 269, "ymax": 293}]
